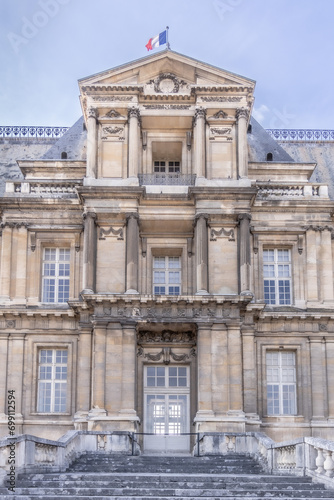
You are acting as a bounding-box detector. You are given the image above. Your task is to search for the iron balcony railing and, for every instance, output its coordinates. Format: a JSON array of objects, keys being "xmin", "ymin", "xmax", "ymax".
[
  {"xmin": 138, "ymin": 173, "xmax": 196, "ymax": 186},
  {"xmin": 266, "ymin": 129, "xmax": 334, "ymax": 141}
]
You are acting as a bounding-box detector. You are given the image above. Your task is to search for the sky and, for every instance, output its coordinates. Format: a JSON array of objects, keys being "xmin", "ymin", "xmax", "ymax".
[{"xmin": 1, "ymin": 0, "xmax": 334, "ymax": 130}]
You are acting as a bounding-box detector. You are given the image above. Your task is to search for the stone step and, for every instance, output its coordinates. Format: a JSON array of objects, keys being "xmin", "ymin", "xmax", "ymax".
[
  {"xmin": 2, "ymin": 486, "xmax": 333, "ymax": 497},
  {"xmin": 2, "ymin": 496, "xmax": 333, "ymax": 500}
]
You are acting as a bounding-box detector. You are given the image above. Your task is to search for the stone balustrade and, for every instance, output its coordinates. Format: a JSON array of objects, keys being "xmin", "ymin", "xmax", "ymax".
[
  {"xmin": 1, "ymin": 431, "xmax": 334, "ymax": 489},
  {"xmin": 5, "ymin": 181, "xmax": 81, "ymax": 196},
  {"xmin": 256, "ymin": 183, "xmax": 328, "ymax": 199},
  {"xmin": 0, "ymin": 431, "xmax": 138, "ymax": 486}
]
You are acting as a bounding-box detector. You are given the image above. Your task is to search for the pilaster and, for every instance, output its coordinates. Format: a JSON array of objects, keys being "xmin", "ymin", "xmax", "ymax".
[
  {"xmin": 238, "ymin": 213, "xmax": 252, "ymax": 294},
  {"xmin": 227, "ymin": 323, "xmax": 243, "ymax": 412},
  {"xmin": 125, "ymin": 213, "xmax": 139, "ymax": 293},
  {"xmin": 194, "ymin": 213, "xmax": 209, "ymax": 294},
  {"xmin": 195, "ymin": 324, "xmax": 214, "ymax": 419},
  {"xmin": 120, "ymin": 325, "xmax": 137, "ymax": 417},
  {"xmin": 91, "ymin": 322, "xmax": 107, "ymax": 411},
  {"xmin": 7, "ymin": 333, "xmax": 25, "ymax": 425},
  {"xmin": 320, "ymin": 229, "xmax": 334, "ymax": 303},
  {"xmin": 14, "ymin": 225, "xmax": 28, "ymax": 303},
  {"xmin": 309, "ymin": 337, "xmax": 327, "ymax": 420},
  {"xmin": 86, "ymin": 107, "xmax": 98, "ymax": 178},
  {"xmin": 306, "ymin": 229, "xmax": 319, "ymax": 303},
  {"xmin": 0, "ymin": 226, "xmax": 12, "ymax": 301},
  {"xmin": 211, "ymin": 323, "xmax": 228, "ymax": 413},
  {"xmin": 193, "ymin": 107, "xmax": 206, "ymax": 178},
  {"xmin": 236, "ymin": 108, "xmax": 249, "ymax": 178},
  {"xmin": 82, "ymin": 212, "xmax": 97, "ymax": 294},
  {"xmin": 75, "ymin": 327, "xmax": 92, "ymax": 413},
  {"xmin": 128, "ymin": 107, "xmax": 141, "ymax": 178}
]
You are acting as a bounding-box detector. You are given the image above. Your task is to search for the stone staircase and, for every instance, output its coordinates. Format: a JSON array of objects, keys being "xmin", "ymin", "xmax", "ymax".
[{"xmin": 1, "ymin": 453, "xmax": 333, "ymax": 499}]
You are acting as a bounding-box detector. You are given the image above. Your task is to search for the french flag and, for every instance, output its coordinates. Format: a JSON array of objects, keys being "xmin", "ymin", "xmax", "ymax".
[{"xmin": 145, "ymin": 30, "xmax": 167, "ymax": 51}]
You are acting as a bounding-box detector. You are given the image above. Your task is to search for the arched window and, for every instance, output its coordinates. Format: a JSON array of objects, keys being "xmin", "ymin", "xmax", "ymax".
[
  {"xmin": 247, "ymin": 124, "xmax": 252, "ymax": 134},
  {"xmin": 266, "ymin": 152, "xmax": 273, "ymax": 161},
  {"xmin": 61, "ymin": 152, "xmax": 67, "ymax": 159}
]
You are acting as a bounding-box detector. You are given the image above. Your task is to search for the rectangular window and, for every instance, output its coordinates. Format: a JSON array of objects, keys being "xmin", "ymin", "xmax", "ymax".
[
  {"xmin": 37, "ymin": 349, "xmax": 67, "ymax": 413},
  {"xmin": 154, "ymin": 161, "xmax": 180, "ymax": 173},
  {"xmin": 263, "ymin": 249, "xmax": 291, "ymax": 305},
  {"xmin": 153, "ymin": 256, "xmax": 181, "ymax": 295},
  {"xmin": 42, "ymin": 248, "xmax": 70, "ymax": 303},
  {"xmin": 266, "ymin": 351, "xmax": 296, "ymax": 415}
]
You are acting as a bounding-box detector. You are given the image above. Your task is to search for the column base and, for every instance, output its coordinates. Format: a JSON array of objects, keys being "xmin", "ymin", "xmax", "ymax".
[
  {"xmin": 125, "ymin": 289, "xmax": 139, "ymax": 294},
  {"xmin": 195, "ymin": 290, "xmax": 210, "ymax": 295}
]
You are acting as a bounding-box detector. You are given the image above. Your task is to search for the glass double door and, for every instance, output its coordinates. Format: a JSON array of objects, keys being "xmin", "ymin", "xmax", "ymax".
[{"xmin": 144, "ymin": 365, "xmax": 190, "ymax": 453}]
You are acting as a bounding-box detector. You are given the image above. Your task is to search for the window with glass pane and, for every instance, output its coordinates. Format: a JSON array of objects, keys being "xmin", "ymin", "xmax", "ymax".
[
  {"xmin": 266, "ymin": 351, "xmax": 296, "ymax": 415},
  {"xmin": 37, "ymin": 349, "xmax": 67, "ymax": 413},
  {"xmin": 42, "ymin": 248, "xmax": 70, "ymax": 303},
  {"xmin": 154, "ymin": 161, "xmax": 180, "ymax": 173},
  {"xmin": 263, "ymin": 249, "xmax": 291, "ymax": 305},
  {"xmin": 153, "ymin": 256, "xmax": 181, "ymax": 295}
]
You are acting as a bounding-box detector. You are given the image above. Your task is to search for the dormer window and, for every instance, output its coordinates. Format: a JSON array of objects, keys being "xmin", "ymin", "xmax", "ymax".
[
  {"xmin": 154, "ymin": 161, "xmax": 180, "ymax": 173},
  {"xmin": 266, "ymin": 152, "xmax": 273, "ymax": 161},
  {"xmin": 61, "ymin": 152, "xmax": 68, "ymax": 159}
]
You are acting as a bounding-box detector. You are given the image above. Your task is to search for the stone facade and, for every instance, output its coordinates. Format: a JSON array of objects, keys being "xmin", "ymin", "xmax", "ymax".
[{"xmin": 0, "ymin": 50, "xmax": 334, "ymax": 452}]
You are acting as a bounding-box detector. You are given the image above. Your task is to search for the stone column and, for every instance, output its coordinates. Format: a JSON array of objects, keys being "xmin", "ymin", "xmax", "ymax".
[
  {"xmin": 82, "ymin": 212, "xmax": 97, "ymax": 294},
  {"xmin": 0, "ymin": 226, "xmax": 12, "ymax": 300},
  {"xmin": 15, "ymin": 225, "xmax": 28, "ymax": 303},
  {"xmin": 306, "ymin": 229, "xmax": 318, "ymax": 303},
  {"xmin": 86, "ymin": 107, "xmax": 98, "ymax": 178},
  {"xmin": 128, "ymin": 107, "xmax": 141, "ymax": 178},
  {"xmin": 120, "ymin": 325, "xmax": 137, "ymax": 418},
  {"xmin": 105, "ymin": 323, "xmax": 123, "ymax": 413},
  {"xmin": 236, "ymin": 108, "xmax": 249, "ymax": 178},
  {"xmin": 194, "ymin": 213, "xmax": 209, "ymax": 294},
  {"xmin": 211, "ymin": 323, "xmax": 228, "ymax": 413},
  {"xmin": 320, "ymin": 229, "xmax": 334, "ymax": 303},
  {"xmin": 309, "ymin": 338, "xmax": 327, "ymax": 420},
  {"xmin": 195, "ymin": 325, "xmax": 214, "ymax": 420},
  {"xmin": 326, "ymin": 339, "xmax": 334, "ymax": 418},
  {"xmin": 238, "ymin": 213, "xmax": 252, "ymax": 294},
  {"xmin": 76, "ymin": 327, "xmax": 92, "ymax": 412},
  {"xmin": 227, "ymin": 323, "xmax": 243, "ymax": 413},
  {"xmin": 125, "ymin": 213, "xmax": 139, "ymax": 293},
  {"xmin": 91, "ymin": 322, "xmax": 107, "ymax": 411},
  {"xmin": 193, "ymin": 107, "xmax": 206, "ymax": 178},
  {"xmin": 242, "ymin": 327, "xmax": 257, "ymax": 415},
  {"xmin": 7, "ymin": 333, "xmax": 25, "ymax": 420}
]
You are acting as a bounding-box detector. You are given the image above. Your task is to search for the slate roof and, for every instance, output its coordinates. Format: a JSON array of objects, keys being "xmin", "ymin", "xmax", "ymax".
[{"xmin": 247, "ymin": 117, "xmax": 295, "ymax": 162}]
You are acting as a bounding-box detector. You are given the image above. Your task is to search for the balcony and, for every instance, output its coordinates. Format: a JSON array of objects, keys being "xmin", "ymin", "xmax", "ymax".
[{"xmin": 138, "ymin": 173, "xmax": 196, "ymax": 186}]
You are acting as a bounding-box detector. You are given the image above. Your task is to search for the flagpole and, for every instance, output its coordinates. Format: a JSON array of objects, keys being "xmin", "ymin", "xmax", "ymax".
[{"xmin": 166, "ymin": 26, "xmax": 170, "ymax": 49}]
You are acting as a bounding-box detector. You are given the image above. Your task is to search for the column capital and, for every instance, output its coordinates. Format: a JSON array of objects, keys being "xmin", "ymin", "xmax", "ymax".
[
  {"xmin": 236, "ymin": 107, "xmax": 249, "ymax": 121},
  {"xmin": 83, "ymin": 211, "xmax": 97, "ymax": 222},
  {"xmin": 238, "ymin": 213, "xmax": 252, "ymax": 223},
  {"xmin": 126, "ymin": 212, "xmax": 139, "ymax": 224},
  {"xmin": 193, "ymin": 106, "xmax": 207, "ymax": 126},
  {"xmin": 128, "ymin": 106, "xmax": 141, "ymax": 124},
  {"xmin": 194, "ymin": 212, "xmax": 210, "ymax": 227},
  {"xmin": 88, "ymin": 107, "xmax": 98, "ymax": 120}
]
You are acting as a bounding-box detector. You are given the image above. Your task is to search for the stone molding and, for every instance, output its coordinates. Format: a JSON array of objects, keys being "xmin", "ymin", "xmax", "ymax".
[
  {"xmin": 210, "ymin": 227, "xmax": 235, "ymax": 241},
  {"xmin": 200, "ymin": 96, "xmax": 243, "ymax": 103},
  {"xmin": 137, "ymin": 346, "xmax": 196, "ymax": 364},
  {"xmin": 143, "ymin": 104, "xmax": 191, "ymax": 110},
  {"xmin": 98, "ymin": 226, "xmax": 124, "ymax": 240},
  {"xmin": 92, "ymin": 96, "xmax": 134, "ymax": 102},
  {"xmin": 148, "ymin": 73, "xmax": 188, "ymax": 94},
  {"xmin": 137, "ymin": 330, "xmax": 196, "ymax": 345}
]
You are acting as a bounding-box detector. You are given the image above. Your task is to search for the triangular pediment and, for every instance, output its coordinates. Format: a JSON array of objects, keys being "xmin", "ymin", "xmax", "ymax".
[{"xmin": 78, "ymin": 50, "xmax": 255, "ymax": 90}]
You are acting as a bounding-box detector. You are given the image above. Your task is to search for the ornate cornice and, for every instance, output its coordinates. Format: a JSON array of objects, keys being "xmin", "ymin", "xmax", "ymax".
[{"xmin": 137, "ymin": 330, "xmax": 196, "ymax": 345}]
